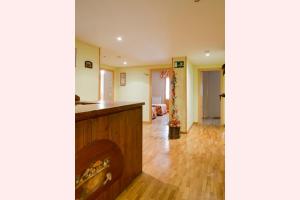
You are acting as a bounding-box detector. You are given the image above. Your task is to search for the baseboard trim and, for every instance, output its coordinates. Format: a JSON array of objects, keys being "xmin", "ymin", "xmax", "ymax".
[{"xmin": 203, "ymin": 117, "xmax": 221, "ymax": 119}]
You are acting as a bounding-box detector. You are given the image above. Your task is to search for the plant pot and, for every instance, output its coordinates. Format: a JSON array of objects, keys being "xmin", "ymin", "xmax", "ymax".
[{"xmin": 169, "ymin": 126, "xmax": 180, "ymax": 139}]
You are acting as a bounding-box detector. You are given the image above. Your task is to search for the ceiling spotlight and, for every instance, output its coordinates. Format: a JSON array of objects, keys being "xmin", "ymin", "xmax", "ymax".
[
  {"xmin": 117, "ymin": 36, "xmax": 122, "ymax": 41},
  {"xmin": 123, "ymin": 61, "xmax": 127, "ymax": 65},
  {"xmin": 205, "ymin": 51, "xmax": 210, "ymax": 57}
]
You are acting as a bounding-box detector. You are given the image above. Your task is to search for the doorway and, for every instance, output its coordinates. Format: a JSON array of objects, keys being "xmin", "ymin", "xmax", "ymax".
[
  {"xmin": 99, "ymin": 69, "xmax": 114, "ymax": 102},
  {"xmin": 149, "ymin": 69, "xmax": 170, "ymax": 126},
  {"xmin": 198, "ymin": 69, "xmax": 223, "ymax": 125},
  {"xmin": 203, "ymin": 71, "xmax": 220, "ymax": 124}
]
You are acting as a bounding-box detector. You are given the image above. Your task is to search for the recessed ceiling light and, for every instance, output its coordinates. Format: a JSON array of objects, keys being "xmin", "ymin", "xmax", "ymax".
[
  {"xmin": 117, "ymin": 36, "xmax": 122, "ymax": 41},
  {"xmin": 123, "ymin": 61, "xmax": 127, "ymax": 65},
  {"xmin": 205, "ymin": 51, "xmax": 210, "ymax": 57}
]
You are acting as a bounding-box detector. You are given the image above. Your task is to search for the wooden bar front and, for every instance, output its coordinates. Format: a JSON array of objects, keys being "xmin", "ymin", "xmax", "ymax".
[{"xmin": 75, "ymin": 102, "xmax": 144, "ymax": 200}]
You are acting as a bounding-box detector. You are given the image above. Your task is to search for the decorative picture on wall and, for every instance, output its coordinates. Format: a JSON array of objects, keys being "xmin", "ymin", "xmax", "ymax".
[
  {"xmin": 85, "ymin": 61, "xmax": 93, "ymax": 69},
  {"xmin": 120, "ymin": 72, "xmax": 126, "ymax": 86}
]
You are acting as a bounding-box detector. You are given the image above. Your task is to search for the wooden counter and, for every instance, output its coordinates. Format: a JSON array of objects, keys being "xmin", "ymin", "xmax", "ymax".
[
  {"xmin": 75, "ymin": 101, "xmax": 144, "ymax": 200},
  {"xmin": 76, "ymin": 101, "xmax": 145, "ymax": 121}
]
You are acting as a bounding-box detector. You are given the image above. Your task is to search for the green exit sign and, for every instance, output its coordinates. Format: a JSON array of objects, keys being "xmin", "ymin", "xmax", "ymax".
[{"xmin": 174, "ymin": 61, "xmax": 184, "ymax": 68}]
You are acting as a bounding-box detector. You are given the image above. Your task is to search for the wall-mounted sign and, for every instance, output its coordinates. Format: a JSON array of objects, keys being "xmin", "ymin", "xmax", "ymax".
[
  {"xmin": 85, "ymin": 61, "xmax": 93, "ymax": 69},
  {"xmin": 174, "ymin": 61, "xmax": 184, "ymax": 68}
]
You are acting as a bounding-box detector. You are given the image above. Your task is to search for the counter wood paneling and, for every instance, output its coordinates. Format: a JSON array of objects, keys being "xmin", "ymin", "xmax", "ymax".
[{"xmin": 75, "ymin": 101, "xmax": 144, "ymax": 200}]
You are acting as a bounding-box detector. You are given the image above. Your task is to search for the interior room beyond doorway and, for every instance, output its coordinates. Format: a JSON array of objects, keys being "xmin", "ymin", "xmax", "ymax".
[
  {"xmin": 150, "ymin": 70, "xmax": 170, "ymax": 126},
  {"xmin": 202, "ymin": 71, "xmax": 221, "ymax": 125}
]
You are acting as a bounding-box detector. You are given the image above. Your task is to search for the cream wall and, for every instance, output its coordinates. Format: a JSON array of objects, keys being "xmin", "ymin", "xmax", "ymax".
[
  {"xmin": 186, "ymin": 60, "xmax": 194, "ymax": 131},
  {"xmin": 115, "ymin": 65, "xmax": 170, "ymax": 122},
  {"xmin": 75, "ymin": 39, "xmax": 224, "ymax": 125},
  {"xmin": 75, "ymin": 39, "xmax": 100, "ymax": 101}
]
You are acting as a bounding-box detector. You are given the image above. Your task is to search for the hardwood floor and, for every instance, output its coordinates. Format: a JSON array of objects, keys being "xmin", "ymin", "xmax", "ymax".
[
  {"xmin": 116, "ymin": 114, "xmax": 225, "ymax": 200},
  {"xmin": 203, "ymin": 118, "xmax": 221, "ymax": 126}
]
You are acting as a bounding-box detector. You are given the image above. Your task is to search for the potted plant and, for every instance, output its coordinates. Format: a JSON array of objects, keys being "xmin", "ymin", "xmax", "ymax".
[
  {"xmin": 169, "ymin": 70, "xmax": 181, "ymax": 139},
  {"xmin": 169, "ymin": 116, "xmax": 180, "ymax": 139}
]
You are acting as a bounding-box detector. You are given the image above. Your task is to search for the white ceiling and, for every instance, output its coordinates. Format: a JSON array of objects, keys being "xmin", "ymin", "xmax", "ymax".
[{"xmin": 76, "ymin": 0, "xmax": 224, "ymax": 67}]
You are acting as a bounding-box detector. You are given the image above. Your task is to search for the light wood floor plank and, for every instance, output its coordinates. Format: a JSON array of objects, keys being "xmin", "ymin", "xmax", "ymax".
[{"xmin": 117, "ymin": 115, "xmax": 224, "ymax": 200}]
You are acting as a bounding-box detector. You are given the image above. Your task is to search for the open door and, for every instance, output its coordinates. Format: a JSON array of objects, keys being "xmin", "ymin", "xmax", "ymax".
[
  {"xmin": 198, "ymin": 71, "xmax": 203, "ymax": 124},
  {"xmin": 100, "ymin": 69, "xmax": 114, "ymax": 102}
]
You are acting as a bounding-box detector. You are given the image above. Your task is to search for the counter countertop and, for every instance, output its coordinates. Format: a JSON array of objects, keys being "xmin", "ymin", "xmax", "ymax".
[{"xmin": 75, "ymin": 101, "xmax": 145, "ymax": 121}]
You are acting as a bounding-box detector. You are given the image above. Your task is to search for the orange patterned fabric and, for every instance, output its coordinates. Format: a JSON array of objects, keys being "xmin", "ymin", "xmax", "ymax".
[
  {"xmin": 152, "ymin": 104, "xmax": 167, "ymax": 116},
  {"xmin": 152, "ymin": 107, "xmax": 157, "ymax": 119}
]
